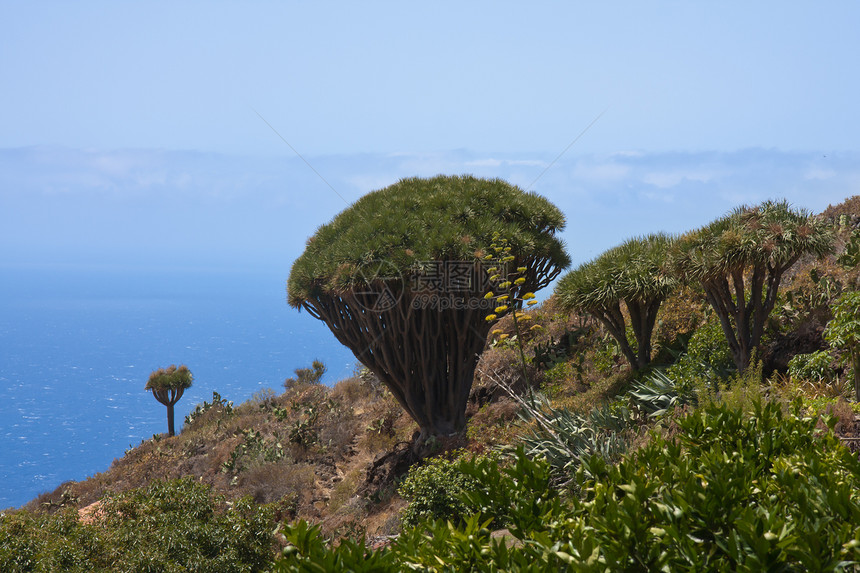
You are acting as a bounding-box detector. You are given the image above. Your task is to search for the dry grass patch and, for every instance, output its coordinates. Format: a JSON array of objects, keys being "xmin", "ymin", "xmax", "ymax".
[{"xmin": 237, "ymin": 460, "xmax": 316, "ymax": 505}]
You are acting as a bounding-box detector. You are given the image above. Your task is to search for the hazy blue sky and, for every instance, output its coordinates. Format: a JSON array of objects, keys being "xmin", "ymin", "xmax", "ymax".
[{"xmin": 2, "ymin": 1, "xmax": 859, "ymax": 272}]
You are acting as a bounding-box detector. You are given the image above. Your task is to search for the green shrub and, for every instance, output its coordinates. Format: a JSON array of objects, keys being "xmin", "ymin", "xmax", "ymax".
[
  {"xmin": 398, "ymin": 452, "xmax": 483, "ymax": 529},
  {"xmin": 273, "ymin": 520, "xmax": 398, "ymax": 572},
  {"xmin": 666, "ymin": 314, "xmax": 735, "ymax": 397},
  {"xmin": 591, "ymin": 333, "xmax": 623, "ymax": 374},
  {"xmin": 825, "ymin": 290, "xmax": 860, "ymax": 401},
  {"xmin": 557, "ymin": 398, "xmax": 860, "ymax": 570},
  {"xmin": 789, "ymin": 350, "xmax": 835, "ymax": 383},
  {"xmin": 838, "ymin": 228, "xmax": 860, "ymax": 268},
  {"xmin": 455, "ymin": 448, "xmax": 560, "ymax": 535},
  {"xmin": 0, "ymin": 478, "xmax": 276, "ymax": 572},
  {"xmin": 275, "ymin": 399, "xmax": 860, "ymax": 571}
]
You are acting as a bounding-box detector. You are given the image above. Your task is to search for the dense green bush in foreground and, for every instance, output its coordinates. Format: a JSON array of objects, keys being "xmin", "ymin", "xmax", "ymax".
[
  {"xmin": 0, "ymin": 478, "xmax": 275, "ymax": 572},
  {"xmin": 3, "ymin": 396, "xmax": 859, "ymax": 571},
  {"xmin": 276, "ymin": 399, "xmax": 860, "ymax": 572}
]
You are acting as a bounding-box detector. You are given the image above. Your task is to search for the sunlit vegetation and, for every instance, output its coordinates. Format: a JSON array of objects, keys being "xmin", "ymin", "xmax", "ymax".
[
  {"xmin": 4, "ymin": 192, "xmax": 860, "ymax": 571},
  {"xmin": 287, "ymin": 175, "xmax": 570, "ymax": 442}
]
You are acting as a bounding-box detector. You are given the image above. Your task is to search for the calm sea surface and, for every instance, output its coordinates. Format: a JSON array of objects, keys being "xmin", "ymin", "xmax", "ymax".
[{"xmin": 0, "ymin": 265, "xmax": 355, "ymax": 509}]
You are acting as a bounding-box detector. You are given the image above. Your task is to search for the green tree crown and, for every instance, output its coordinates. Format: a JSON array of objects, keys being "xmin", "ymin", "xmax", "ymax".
[
  {"xmin": 672, "ymin": 199, "xmax": 834, "ymax": 372},
  {"xmin": 674, "ymin": 199, "xmax": 833, "ymax": 281},
  {"xmin": 556, "ymin": 233, "xmax": 676, "ymax": 310},
  {"xmin": 287, "ymin": 175, "xmax": 569, "ymax": 305},
  {"xmin": 555, "ymin": 233, "xmax": 677, "ymax": 369},
  {"xmin": 145, "ymin": 364, "xmax": 194, "ymax": 392}
]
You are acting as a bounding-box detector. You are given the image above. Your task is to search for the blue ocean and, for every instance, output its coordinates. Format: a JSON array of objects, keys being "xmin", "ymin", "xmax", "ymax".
[{"xmin": 0, "ymin": 265, "xmax": 356, "ymax": 509}]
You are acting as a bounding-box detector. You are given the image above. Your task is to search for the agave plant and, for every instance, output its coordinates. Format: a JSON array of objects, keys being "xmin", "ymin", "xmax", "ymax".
[
  {"xmin": 482, "ymin": 367, "xmax": 632, "ymax": 481},
  {"xmin": 628, "ymin": 370, "xmax": 684, "ymax": 418}
]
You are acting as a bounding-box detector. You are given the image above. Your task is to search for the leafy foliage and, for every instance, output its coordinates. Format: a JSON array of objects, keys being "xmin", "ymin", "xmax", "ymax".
[
  {"xmin": 665, "ymin": 313, "xmax": 735, "ymax": 396},
  {"xmin": 838, "ymin": 228, "xmax": 860, "ymax": 268},
  {"xmin": 276, "ymin": 400, "xmax": 860, "ymax": 571},
  {"xmin": 825, "ymin": 290, "xmax": 860, "ymax": 400},
  {"xmin": 789, "ymin": 350, "xmax": 837, "ymax": 385},
  {"xmin": 398, "ymin": 452, "xmax": 483, "ymax": 529},
  {"xmin": 145, "ymin": 364, "xmax": 194, "ymax": 392},
  {"xmin": 273, "ymin": 520, "xmax": 398, "ymax": 572},
  {"xmin": 628, "ymin": 370, "xmax": 687, "ymax": 418},
  {"xmin": 0, "ymin": 478, "xmax": 276, "ymax": 572}
]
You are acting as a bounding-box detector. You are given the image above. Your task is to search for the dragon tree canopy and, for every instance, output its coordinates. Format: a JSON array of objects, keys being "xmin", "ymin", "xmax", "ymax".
[
  {"xmin": 286, "ymin": 174, "xmax": 570, "ymax": 441},
  {"xmin": 288, "ymin": 174, "xmax": 569, "ymax": 307}
]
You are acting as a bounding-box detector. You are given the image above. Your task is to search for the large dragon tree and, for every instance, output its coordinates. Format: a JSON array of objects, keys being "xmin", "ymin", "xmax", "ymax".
[
  {"xmin": 145, "ymin": 364, "xmax": 193, "ymax": 437},
  {"xmin": 555, "ymin": 234, "xmax": 677, "ymax": 370},
  {"xmin": 673, "ymin": 200, "xmax": 833, "ymax": 372},
  {"xmin": 287, "ymin": 175, "xmax": 569, "ymax": 440}
]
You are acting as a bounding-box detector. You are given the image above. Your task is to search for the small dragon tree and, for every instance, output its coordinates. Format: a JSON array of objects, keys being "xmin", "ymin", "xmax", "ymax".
[
  {"xmin": 284, "ymin": 360, "xmax": 326, "ymax": 391},
  {"xmin": 287, "ymin": 175, "xmax": 569, "ymax": 442},
  {"xmin": 145, "ymin": 364, "xmax": 193, "ymax": 437},
  {"xmin": 825, "ymin": 291, "xmax": 860, "ymax": 401},
  {"xmin": 554, "ymin": 233, "xmax": 677, "ymax": 370},
  {"xmin": 673, "ymin": 199, "xmax": 833, "ymax": 373}
]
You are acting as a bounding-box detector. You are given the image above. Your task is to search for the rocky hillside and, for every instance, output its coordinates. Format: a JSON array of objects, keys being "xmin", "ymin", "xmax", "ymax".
[{"xmin": 7, "ymin": 195, "xmax": 860, "ymax": 564}]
